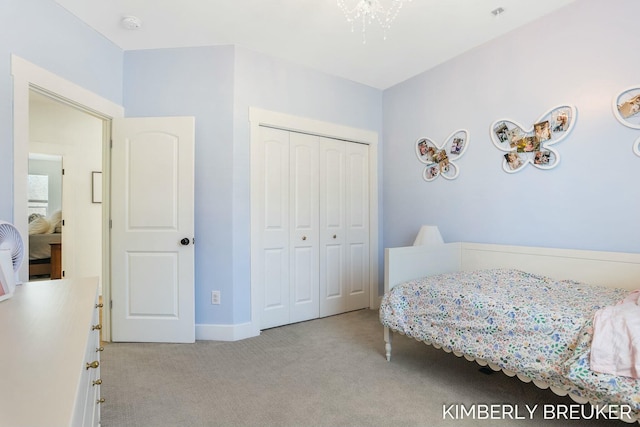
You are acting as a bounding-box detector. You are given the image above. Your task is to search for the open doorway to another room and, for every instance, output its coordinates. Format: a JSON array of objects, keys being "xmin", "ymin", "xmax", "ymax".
[{"xmin": 28, "ymin": 90, "xmax": 104, "ymax": 285}]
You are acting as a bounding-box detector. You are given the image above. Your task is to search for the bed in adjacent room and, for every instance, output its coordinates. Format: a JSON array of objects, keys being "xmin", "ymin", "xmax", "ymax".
[
  {"xmin": 380, "ymin": 240, "xmax": 640, "ymax": 423},
  {"xmin": 28, "ymin": 211, "xmax": 62, "ymax": 279}
]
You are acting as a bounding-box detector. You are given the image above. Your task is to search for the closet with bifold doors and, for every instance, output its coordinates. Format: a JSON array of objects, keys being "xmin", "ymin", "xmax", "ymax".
[{"xmin": 256, "ymin": 126, "xmax": 370, "ymax": 330}]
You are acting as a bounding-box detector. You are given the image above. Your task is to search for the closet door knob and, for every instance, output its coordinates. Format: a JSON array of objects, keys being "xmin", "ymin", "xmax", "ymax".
[
  {"xmin": 333, "ymin": 235, "xmax": 337, "ymax": 239},
  {"xmin": 302, "ymin": 236, "xmax": 307, "ymax": 241},
  {"xmin": 180, "ymin": 238, "xmax": 190, "ymax": 246}
]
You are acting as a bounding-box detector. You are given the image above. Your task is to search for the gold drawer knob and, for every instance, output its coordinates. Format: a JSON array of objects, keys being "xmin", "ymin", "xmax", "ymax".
[
  {"xmin": 92, "ymin": 324, "xmax": 102, "ymax": 331},
  {"xmin": 97, "ymin": 398, "xmax": 105, "ymax": 404},
  {"xmin": 96, "ymin": 346, "xmax": 104, "ymax": 352},
  {"xmin": 86, "ymin": 361, "xmax": 100, "ymax": 370},
  {"xmin": 93, "ymin": 379, "xmax": 102, "ymax": 386}
]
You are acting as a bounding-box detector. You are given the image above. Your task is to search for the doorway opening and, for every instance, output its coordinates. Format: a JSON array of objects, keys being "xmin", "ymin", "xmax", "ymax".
[
  {"xmin": 12, "ymin": 54, "xmax": 124, "ymax": 341},
  {"xmin": 28, "ymin": 90, "xmax": 104, "ymax": 283}
]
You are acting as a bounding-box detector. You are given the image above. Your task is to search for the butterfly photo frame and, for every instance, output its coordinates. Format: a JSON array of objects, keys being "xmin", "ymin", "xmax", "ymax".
[
  {"xmin": 612, "ymin": 86, "xmax": 640, "ymax": 156},
  {"xmin": 415, "ymin": 129, "xmax": 469, "ymax": 181},
  {"xmin": 490, "ymin": 105, "xmax": 577, "ymax": 173}
]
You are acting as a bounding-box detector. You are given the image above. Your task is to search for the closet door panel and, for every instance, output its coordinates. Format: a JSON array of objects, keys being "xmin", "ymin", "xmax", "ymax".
[
  {"xmin": 289, "ymin": 133, "xmax": 319, "ymax": 323},
  {"xmin": 345, "ymin": 143, "xmax": 370, "ymax": 310},
  {"xmin": 259, "ymin": 127, "xmax": 290, "ymax": 329},
  {"xmin": 319, "ymin": 138, "xmax": 347, "ymax": 317}
]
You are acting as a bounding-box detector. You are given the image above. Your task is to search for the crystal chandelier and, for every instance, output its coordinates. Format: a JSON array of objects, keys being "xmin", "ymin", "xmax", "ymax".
[{"xmin": 337, "ymin": 0, "xmax": 412, "ymax": 43}]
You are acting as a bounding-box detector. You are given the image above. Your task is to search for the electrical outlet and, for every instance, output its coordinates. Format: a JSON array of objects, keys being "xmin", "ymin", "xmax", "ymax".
[{"xmin": 211, "ymin": 290, "xmax": 221, "ymax": 305}]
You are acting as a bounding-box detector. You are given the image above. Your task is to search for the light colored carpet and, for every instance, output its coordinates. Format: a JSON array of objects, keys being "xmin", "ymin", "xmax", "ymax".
[{"xmin": 100, "ymin": 309, "xmax": 627, "ymax": 427}]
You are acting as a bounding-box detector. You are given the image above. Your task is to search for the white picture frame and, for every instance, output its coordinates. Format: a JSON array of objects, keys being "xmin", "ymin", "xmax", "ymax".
[{"xmin": 92, "ymin": 171, "xmax": 102, "ymax": 203}]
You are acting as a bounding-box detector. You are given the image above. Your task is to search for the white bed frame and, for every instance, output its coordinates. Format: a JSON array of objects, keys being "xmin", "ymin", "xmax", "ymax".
[{"xmin": 383, "ymin": 241, "xmax": 640, "ymax": 416}]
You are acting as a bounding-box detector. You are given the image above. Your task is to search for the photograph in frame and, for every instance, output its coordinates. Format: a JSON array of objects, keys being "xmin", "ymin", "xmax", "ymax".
[
  {"xmin": 417, "ymin": 139, "xmax": 437, "ymax": 165},
  {"xmin": 534, "ymin": 150, "xmax": 551, "ymax": 165},
  {"xmin": 534, "ymin": 120, "xmax": 551, "ymax": 143},
  {"xmin": 552, "ymin": 110, "xmax": 569, "ymax": 132},
  {"xmin": 504, "ymin": 151, "xmax": 523, "ymax": 170},
  {"xmin": 618, "ymin": 94, "xmax": 640, "ymax": 119},
  {"xmin": 450, "ymin": 136, "xmax": 465, "ymax": 155},
  {"xmin": 494, "ymin": 122, "xmax": 509, "ymax": 143}
]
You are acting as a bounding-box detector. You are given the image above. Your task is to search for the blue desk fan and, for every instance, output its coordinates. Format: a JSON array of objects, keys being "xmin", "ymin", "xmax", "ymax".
[{"xmin": 0, "ymin": 221, "xmax": 24, "ymax": 302}]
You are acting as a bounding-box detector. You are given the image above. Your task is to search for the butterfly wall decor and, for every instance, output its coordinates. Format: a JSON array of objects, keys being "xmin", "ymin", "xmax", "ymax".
[
  {"xmin": 612, "ymin": 86, "xmax": 640, "ymax": 156},
  {"xmin": 490, "ymin": 105, "xmax": 577, "ymax": 173},
  {"xmin": 415, "ymin": 129, "xmax": 469, "ymax": 181}
]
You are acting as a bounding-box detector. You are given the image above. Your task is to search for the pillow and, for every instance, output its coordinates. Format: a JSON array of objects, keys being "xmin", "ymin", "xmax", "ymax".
[
  {"xmin": 27, "ymin": 211, "xmax": 63, "ymax": 235},
  {"xmin": 28, "ymin": 213, "xmax": 44, "ymax": 223},
  {"xmin": 28, "ymin": 217, "xmax": 50, "ymax": 235},
  {"xmin": 47, "ymin": 210, "xmax": 62, "ymax": 234}
]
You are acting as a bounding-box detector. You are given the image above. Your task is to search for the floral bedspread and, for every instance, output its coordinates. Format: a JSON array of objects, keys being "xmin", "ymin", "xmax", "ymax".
[{"xmin": 379, "ymin": 269, "xmax": 637, "ymax": 408}]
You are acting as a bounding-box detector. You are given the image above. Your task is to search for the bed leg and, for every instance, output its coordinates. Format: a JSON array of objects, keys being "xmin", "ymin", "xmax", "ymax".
[{"xmin": 384, "ymin": 327, "xmax": 392, "ymax": 361}]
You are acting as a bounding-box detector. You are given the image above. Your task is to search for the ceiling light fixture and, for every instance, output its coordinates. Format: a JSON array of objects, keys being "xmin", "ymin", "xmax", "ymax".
[
  {"xmin": 337, "ymin": 0, "xmax": 412, "ymax": 44},
  {"xmin": 491, "ymin": 7, "xmax": 505, "ymax": 17},
  {"xmin": 121, "ymin": 16, "xmax": 142, "ymax": 30}
]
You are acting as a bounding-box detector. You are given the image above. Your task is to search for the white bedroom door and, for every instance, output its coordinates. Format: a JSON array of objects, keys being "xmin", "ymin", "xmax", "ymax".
[{"xmin": 110, "ymin": 117, "xmax": 195, "ymax": 343}]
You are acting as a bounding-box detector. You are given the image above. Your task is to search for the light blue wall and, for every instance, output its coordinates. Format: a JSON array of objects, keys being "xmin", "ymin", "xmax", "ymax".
[
  {"xmin": 383, "ymin": 0, "xmax": 640, "ymax": 254},
  {"xmin": 123, "ymin": 46, "xmax": 236, "ymax": 325},
  {"xmin": 123, "ymin": 46, "xmax": 382, "ymax": 325},
  {"xmin": 0, "ymin": 0, "xmax": 122, "ymax": 221}
]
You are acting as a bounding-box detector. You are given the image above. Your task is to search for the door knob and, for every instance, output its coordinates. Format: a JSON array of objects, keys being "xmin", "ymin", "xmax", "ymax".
[{"xmin": 180, "ymin": 238, "xmax": 190, "ymax": 246}]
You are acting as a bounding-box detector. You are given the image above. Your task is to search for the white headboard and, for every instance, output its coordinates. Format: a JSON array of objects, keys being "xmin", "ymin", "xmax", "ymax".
[{"xmin": 385, "ymin": 242, "xmax": 640, "ymax": 292}]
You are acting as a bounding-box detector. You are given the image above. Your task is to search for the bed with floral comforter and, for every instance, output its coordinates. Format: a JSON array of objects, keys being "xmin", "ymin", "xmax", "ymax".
[{"xmin": 379, "ymin": 268, "xmax": 640, "ymax": 419}]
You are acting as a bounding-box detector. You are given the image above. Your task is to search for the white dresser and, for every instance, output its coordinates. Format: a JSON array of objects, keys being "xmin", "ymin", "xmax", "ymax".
[{"xmin": 0, "ymin": 277, "xmax": 102, "ymax": 427}]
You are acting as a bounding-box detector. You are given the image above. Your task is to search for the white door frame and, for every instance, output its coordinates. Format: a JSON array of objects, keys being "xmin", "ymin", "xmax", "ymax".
[
  {"xmin": 12, "ymin": 55, "xmax": 124, "ymax": 341},
  {"xmin": 249, "ymin": 107, "xmax": 379, "ymax": 336}
]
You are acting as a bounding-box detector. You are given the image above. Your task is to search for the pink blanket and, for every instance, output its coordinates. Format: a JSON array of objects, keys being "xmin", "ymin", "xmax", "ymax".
[{"xmin": 590, "ymin": 290, "xmax": 640, "ymax": 378}]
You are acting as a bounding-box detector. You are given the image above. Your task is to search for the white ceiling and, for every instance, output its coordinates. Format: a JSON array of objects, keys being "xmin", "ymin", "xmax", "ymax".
[{"xmin": 53, "ymin": 0, "xmax": 575, "ymax": 90}]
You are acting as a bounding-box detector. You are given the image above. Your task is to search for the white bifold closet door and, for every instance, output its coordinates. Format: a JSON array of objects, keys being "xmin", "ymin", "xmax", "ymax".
[
  {"xmin": 258, "ymin": 126, "xmax": 369, "ymax": 330},
  {"xmin": 319, "ymin": 138, "xmax": 370, "ymax": 317}
]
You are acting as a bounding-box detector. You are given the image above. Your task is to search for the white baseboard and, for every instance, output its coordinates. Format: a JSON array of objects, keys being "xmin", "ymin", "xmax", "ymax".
[{"xmin": 195, "ymin": 321, "xmax": 259, "ymax": 341}]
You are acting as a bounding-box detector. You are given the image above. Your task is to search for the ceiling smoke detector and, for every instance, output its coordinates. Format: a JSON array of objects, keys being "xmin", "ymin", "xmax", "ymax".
[{"xmin": 121, "ymin": 16, "xmax": 142, "ymax": 30}]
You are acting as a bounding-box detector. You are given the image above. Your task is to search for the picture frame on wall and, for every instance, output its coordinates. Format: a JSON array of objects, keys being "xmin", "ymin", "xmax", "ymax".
[
  {"xmin": 490, "ymin": 104, "xmax": 576, "ymax": 173},
  {"xmin": 92, "ymin": 171, "xmax": 102, "ymax": 204},
  {"xmin": 415, "ymin": 129, "xmax": 470, "ymax": 181},
  {"xmin": 612, "ymin": 86, "xmax": 640, "ymax": 157}
]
